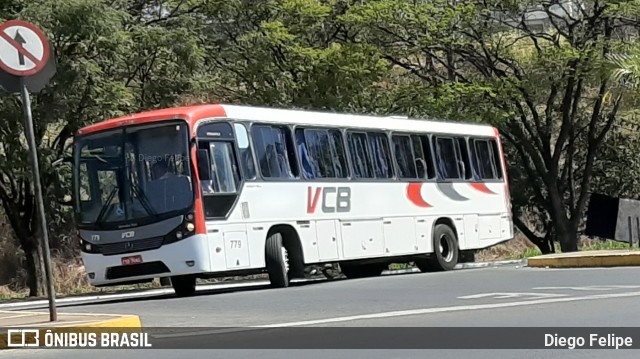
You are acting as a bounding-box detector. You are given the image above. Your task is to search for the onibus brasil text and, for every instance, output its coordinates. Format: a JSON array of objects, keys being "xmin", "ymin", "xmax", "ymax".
[{"xmin": 8, "ymin": 329, "xmax": 152, "ymax": 348}]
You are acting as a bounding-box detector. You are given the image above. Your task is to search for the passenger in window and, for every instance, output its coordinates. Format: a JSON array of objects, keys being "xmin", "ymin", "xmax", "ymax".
[
  {"xmin": 458, "ymin": 159, "xmax": 466, "ymax": 179},
  {"xmin": 436, "ymin": 151, "xmax": 448, "ymax": 179},
  {"xmin": 241, "ymin": 149, "xmax": 255, "ymax": 179},
  {"xmin": 275, "ymin": 142, "xmax": 294, "ymax": 178},
  {"xmin": 415, "ymin": 158, "xmax": 427, "ymax": 178},
  {"xmin": 296, "ymin": 135, "xmax": 314, "ymax": 178}
]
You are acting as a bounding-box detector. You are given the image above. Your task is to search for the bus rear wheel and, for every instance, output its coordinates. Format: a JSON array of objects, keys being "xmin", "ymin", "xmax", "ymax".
[
  {"xmin": 265, "ymin": 232, "xmax": 289, "ymax": 288},
  {"xmin": 340, "ymin": 263, "xmax": 385, "ymax": 279},
  {"xmin": 416, "ymin": 224, "xmax": 459, "ymax": 272},
  {"xmin": 171, "ymin": 275, "xmax": 196, "ymax": 297}
]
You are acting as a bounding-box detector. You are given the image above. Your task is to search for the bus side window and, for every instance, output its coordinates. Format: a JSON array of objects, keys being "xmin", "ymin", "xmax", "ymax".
[
  {"xmin": 347, "ymin": 132, "xmax": 374, "ymax": 179},
  {"xmin": 490, "ymin": 139, "xmax": 504, "ymax": 180},
  {"xmin": 295, "ymin": 129, "xmax": 314, "ymax": 179},
  {"xmin": 435, "ymin": 137, "xmax": 461, "ymax": 180},
  {"xmin": 252, "ymin": 125, "xmax": 298, "ymax": 179},
  {"xmin": 367, "ymin": 132, "xmax": 393, "ymax": 179},
  {"xmin": 473, "ymin": 139, "xmax": 501, "ymax": 180},
  {"xmin": 392, "ymin": 134, "xmax": 417, "ymax": 179},
  {"xmin": 233, "ymin": 123, "xmax": 256, "ymax": 180},
  {"xmin": 455, "ymin": 138, "xmax": 473, "ymax": 180},
  {"xmin": 329, "ymin": 130, "xmax": 348, "ymax": 178},
  {"xmin": 417, "ymin": 135, "xmax": 436, "ymax": 179}
]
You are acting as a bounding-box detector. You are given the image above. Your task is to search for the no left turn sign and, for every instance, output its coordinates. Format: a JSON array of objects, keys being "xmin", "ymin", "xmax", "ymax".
[{"xmin": 0, "ymin": 20, "xmax": 50, "ymax": 77}]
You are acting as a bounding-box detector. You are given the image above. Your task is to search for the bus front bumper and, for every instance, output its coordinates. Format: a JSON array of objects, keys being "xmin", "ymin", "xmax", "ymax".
[{"xmin": 80, "ymin": 234, "xmax": 210, "ymax": 286}]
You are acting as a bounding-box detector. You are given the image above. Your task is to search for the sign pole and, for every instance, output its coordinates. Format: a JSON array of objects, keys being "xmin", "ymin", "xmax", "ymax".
[{"xmin": 19, "ymin": 77, "xmax": 57, "ymax": 321}]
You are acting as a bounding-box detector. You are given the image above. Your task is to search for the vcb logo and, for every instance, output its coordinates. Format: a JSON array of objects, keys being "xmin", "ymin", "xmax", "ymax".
[
  {"xmin": 307, "ymin": 186, "xmax": 351, "ymax": 214},
  {"xmin": 7, "ymin": 329, "xmax": 40, "ymax": 347},
  {"xmin": 121, "ymin": 231, "xmax": 135, "ymax": 239}
]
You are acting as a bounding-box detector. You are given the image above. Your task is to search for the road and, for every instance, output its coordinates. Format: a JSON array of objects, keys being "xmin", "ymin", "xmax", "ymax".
[{"xmin": 3, "ymin": 265, "xmax": 640, "ymax": 358}]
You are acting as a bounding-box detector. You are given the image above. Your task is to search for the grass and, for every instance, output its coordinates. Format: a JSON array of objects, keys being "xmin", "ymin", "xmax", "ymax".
[{"xmin": 1, "ymin": 233, "xmax": 638, "ymax": 302}]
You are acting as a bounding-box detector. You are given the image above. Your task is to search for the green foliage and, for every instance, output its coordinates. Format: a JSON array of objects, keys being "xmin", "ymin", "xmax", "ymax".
[
  {"xmin": 4, "ymin": 0, "xmax": 640, "ymax": 295},
  {"xmin": 0, "ymin": 0, "xmax": 213, "ymax": 295}
]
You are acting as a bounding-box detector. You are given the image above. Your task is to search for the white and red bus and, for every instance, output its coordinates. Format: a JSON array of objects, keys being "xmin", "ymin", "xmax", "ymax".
[{"xmin": 70, "ymin": 104, "xmax": 513, "ymax": 296}]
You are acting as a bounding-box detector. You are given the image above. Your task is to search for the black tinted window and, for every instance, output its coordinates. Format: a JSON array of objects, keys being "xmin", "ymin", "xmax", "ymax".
[
  {"xmin": 347, "ymin": 132, "xmax": 373, "ymax": 178},
  {"xmin": 296, "ymin": 128, "xmax": 348, "ymax": 179},
  {"xmin": 392, "ymin": 135, "xmax": 417, "ymax": 179},
  {"xmin": 415, "ymin": 135, "xmax": 436, "ymax": 179},
  {"xmin": 252, "ymin": 125, "xmax": 298, "ymax": 179},
  {"xmin": 456, "ymin": 138, "xmax": 472, "ymax": 180},
  {"xmin": 473, "ymin": 139, "xmax": 501, "ymax": 180},
  {"xmin": 435, "ymin": 137, "xmax": 460, "ymax": 180},
  {"xmin": 367, "ymin": 132, "xmax": 393, "ymax": 178}
]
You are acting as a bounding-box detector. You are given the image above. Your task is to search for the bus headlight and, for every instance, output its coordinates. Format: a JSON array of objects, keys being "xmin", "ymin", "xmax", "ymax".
[
  {"xmin": 176, "ymin": 231, "xmax": 183, "ymax": 240},
  {"xmin": 185, "ymin": 222, "xmax": 195, "ymax": 232},
  {"xmin": 79, "ymin": 238, "xmax": 101, "ymax": 254}
]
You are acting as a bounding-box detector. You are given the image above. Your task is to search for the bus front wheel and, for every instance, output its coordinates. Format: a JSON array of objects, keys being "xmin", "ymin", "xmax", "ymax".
[
  {"xmin": 416, "ymin": 224, "xmax": 459, "ymax": 272},
  {"xmin": 265, "ymin": 232, "xmax": 289, "ymax": 288},
  {"xmin": 171, "ymin": 275, "xmax": 196, "ymax": 297}
]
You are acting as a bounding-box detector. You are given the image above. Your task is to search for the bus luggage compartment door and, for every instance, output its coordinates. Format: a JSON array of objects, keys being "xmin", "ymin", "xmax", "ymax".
[
  {"xmin": 223, "ymin": 231, "xmax": 251, "ymax": 269},
  {"xmin": 340, "ymin": 219, "xmax": 384, "ymax": 259}
]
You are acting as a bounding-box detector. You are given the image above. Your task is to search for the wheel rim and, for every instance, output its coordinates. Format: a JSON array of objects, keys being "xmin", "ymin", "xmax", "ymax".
[
  {"xmin": 281, "ymin": 247, "xmax": 289, "ymax": 273},
  {"xmin": 439, "ymin": 234, "xmax": 454, "ymax": 262}
]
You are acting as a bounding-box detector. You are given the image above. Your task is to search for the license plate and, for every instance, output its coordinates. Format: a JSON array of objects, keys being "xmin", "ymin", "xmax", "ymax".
[{"xmin": 121, "ymin": 255, "xmax": 142, "ymax": 266}]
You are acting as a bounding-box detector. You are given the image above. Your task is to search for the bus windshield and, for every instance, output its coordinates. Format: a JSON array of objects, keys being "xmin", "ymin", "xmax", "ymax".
[{"xmin": 73, "ymin": 121, "xmax": 193, "ymax": 228}]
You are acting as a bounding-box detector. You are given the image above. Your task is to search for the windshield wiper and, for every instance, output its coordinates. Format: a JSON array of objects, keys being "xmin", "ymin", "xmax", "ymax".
[
  {"xmin": 95, "ymin": 187, "xmax": 118, "ymax": 227},
  {"xmin": 130, "ymin": 182, "xmax": 157, "ymax": 217}
]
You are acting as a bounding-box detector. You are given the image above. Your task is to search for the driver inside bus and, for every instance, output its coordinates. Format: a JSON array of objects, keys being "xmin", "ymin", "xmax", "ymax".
[
  {"xmin": 151, "ymin": 159, "xmax": 176, "ymax": 180},
  {"xmin": 148, "ymin": 158, "xmax": 191, "ymax": 212}
]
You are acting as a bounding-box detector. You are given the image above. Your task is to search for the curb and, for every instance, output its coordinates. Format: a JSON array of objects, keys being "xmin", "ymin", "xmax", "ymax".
[
  {"xmin": 527, "ymin": 251, "xmax": 640, "ymax": 268},
  {"xmin": 457, "ymin": 259, "xmax": 527, "ymax": 269},
  {"xmin": 0, "ymin": 313, "xmax": 141, "ymax": 350}
]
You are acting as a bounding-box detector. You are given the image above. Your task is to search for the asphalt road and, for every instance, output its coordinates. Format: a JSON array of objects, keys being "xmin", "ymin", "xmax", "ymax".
[{"xmin": 3, "ymin": 265, "xmax": 640, "ymax": 358}]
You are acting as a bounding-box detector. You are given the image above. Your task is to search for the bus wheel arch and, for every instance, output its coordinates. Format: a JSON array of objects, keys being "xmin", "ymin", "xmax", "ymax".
[
  {"xmin": 266, "ymin": 224, "xmax": 305, "ymax": 284},
  {"xmin": 416, "ymin": 217, "xmax": 459, "ymax": 272}
]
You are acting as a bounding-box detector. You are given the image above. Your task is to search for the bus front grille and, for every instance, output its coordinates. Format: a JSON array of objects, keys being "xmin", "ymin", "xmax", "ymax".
[
  {"xmin": 99, "ymin": 236, "xmax": 165, "ymax": 256},
  {"xmin": 105, "ymin": 261, "xmax": 170, "ymax": 280}
]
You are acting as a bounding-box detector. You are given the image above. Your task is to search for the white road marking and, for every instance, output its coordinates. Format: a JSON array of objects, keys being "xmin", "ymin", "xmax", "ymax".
[
  {"xmin": 0, "ymin": 262, "xmax": 525, "ymax": 311},
  {"xmin": 257, "ymin": 290, "xmax": 640, "ymax": 327},
  {"xmin": 0, "ymin": 313, "xmax": 41, "ymax": 319},
  {"xmin": 152, "ymin": 290, "xmax": 640, "ymax": 339},
  {"xmin": 532, "ymin": 285, "xmax": 640, "ymax": 291},
  {"xmin": 458, "ymin": 292, "xmax": 567, "ymax": 300}
]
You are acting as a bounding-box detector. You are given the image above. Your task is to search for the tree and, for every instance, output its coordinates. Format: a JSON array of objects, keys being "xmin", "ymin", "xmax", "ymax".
[
  {"xmin": 0, "ymin": 0, "xmax": 211, "ymax": 296},
  {"xmin": 341, "ymin": 0, "xmax": 640, "ymax": 253},
  {"xmin": 200, "ymin": 0, "xmax": 391, "ymax": 112}
]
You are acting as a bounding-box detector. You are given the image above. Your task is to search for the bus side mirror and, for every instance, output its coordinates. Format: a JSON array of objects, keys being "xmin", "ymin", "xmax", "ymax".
[
  {"xmin": 196, "ymin": 149, "xmax": 212, "ymax": 181},
  {"xmin": 52, "ymin": 157, "xmax": 73, "ymax": 206}
]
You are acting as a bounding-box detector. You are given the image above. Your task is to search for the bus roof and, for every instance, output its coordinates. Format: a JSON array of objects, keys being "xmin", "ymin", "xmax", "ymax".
[{"xmin": 76, "ymin": 104, "xmax": 497, "ymax": 137}]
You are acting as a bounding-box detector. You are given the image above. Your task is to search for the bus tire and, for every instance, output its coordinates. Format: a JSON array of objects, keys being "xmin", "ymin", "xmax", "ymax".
[
  {"xmin": 416, "ymin": 224, "xmax": 459, "ymax": 272},
  {"xmin": 265, "ymin": 232, "xmax": 289, "ymax": 288},
  {"xmin": 340, "ymin": 263, "xmax": 385, "ymax": 279},
  {"xmin": 171, "ymin": 275, "xmax": 196, "ymax": 297}
]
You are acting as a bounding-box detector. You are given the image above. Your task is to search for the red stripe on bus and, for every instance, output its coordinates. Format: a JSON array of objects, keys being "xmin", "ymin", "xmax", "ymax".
[
  {"xmin": 470, "ymin": 182, "xmax": 497, "ymax": 195},
  {"xmin": 190, "ymin": 145, "xmax": 206, "ymax": 235},
  {"xmin": 406, "ymin": 183, "xmax": 432, "ymax": 208}
]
